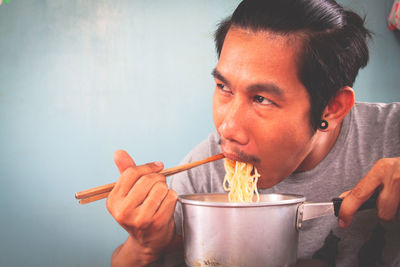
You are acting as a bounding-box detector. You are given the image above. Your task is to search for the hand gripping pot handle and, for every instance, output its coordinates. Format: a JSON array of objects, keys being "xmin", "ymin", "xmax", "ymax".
[
  {"xmin": 332, "ymin": 190, "xmax": 378, "ymax": 216},
  {"xmin": 297, "ymin": 191, "xmax": 378, "ymax": 230}
]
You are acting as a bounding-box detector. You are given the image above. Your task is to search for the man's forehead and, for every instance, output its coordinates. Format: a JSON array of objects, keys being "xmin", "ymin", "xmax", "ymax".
[
  {"xmin": 220, "ymin": 27, "xmax": 305, "ymax": 73},
  {"xmin": 215, "ymin": 26, "xmax": 310, "ymax": 102},
  {"xmin": 219, "ymin": 27, "xmax": 303, "ymax": 75}
]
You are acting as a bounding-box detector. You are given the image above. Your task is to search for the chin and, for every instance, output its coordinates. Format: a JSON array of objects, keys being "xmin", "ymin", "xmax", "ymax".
[{"xmin": 255, "ymin": 165, "xmax": 285, "ymax": 188}]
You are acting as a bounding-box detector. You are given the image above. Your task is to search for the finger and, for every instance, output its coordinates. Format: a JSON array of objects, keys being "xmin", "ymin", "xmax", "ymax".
[
  {"xmin": 124, "ymin": 173, "xmax": 167, "ymax": 207},
  {"xmin": 150, "ymin": 190, "xmax": 178, "ymax": 233},
  {"xmin": 117, "ymin": 181, "xmax": 169, "ymax": 231},
  {"xmin": 338, "ymin": 190, "xmax": 351, "ymax": 199},
  {"xmin": 115, "ymin": 162, "xmax": 164, "ymax": 197},
  {"xmin": 114, "ymin": 150, "xmax": 136, "ymax": 174},
  {"xmin": 139, "ymin": 182, "xmax": 169, "ymax": 217},
  {"xmin": 376, "ymin": 182, "xmax": 400, "ymax": 221},
  {"xmin": 338, "ymin": 170, "xmax": 382, "ymax": 228},
  {"xmin": 153, "ymin": 189, "xmax": 178, "ymax": 223}
]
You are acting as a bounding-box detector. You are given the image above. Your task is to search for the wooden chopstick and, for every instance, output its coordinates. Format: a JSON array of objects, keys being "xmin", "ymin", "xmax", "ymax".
[
  {"xmin": 75, "ymin": 153, "xmax": 224, "ymax": 204},
  {"xmin": 79, "ymin": 192, "xmax": 110, "ymax": 205}
]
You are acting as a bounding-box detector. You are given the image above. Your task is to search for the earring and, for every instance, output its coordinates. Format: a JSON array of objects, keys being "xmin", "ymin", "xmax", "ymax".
[{"xmin": 319, "ymin": 120, "xmax": 328, "ymax": 130}]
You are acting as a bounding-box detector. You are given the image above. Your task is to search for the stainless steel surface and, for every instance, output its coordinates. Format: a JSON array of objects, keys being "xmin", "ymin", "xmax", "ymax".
[
  {"xmin": 296, "ymin": 202, "xmax": 334, "ymax": 229},
  {"xmin": 179, "ymin": 193, "xmax": 306, "ymax": 206},
  {"xmin": 301, "ymin": 202, "xmax": 334, "ymax": 221},
  {"xmin": 179, "ymin": 193, "xmax": 306, "ymax": 267}
]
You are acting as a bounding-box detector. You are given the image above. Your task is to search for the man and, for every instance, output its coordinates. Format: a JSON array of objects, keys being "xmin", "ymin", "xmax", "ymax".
[{"xmin": 107, "ymin": 0, "xmax": 400, "ymax": 266}]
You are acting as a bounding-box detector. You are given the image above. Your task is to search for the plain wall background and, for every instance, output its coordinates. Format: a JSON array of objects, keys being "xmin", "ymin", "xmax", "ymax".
[{"xmin": 0, "ymin": 0, "xmax": 399, "ymax": 266}]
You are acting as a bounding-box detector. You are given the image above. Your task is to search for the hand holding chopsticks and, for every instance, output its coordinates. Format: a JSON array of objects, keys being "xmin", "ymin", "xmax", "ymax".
[{"xmin": 75, "ymin": 153, "xmax": 224, "ymax": 204}]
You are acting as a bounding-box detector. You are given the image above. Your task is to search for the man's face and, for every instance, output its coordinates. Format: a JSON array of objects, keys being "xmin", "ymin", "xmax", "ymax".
[{"xmin": 212, "ymin": 27, "xmax": 317, "ymax": 188}]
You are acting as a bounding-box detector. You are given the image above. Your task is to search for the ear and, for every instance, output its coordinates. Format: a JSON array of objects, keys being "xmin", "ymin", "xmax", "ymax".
[{"xmin": 320, "ymin": 86, "xmax": 355, "ymax": 131}]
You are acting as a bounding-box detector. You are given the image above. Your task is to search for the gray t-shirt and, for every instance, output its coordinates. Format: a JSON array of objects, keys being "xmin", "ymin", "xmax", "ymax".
[{"xmin": 169, "ymin": 102, "xmax": 400, "ymax": 266}]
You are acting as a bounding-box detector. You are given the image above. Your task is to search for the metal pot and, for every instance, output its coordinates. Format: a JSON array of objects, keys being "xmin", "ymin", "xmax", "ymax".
[{"xmin": 178, "ymin": 193, "xmax": 370, "ymax": 267}]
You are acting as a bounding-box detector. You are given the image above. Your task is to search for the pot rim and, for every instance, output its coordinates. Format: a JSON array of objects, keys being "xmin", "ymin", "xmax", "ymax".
[{"xmin": 178, "ymin": 193, "xmax": 306, "ymax": 207}]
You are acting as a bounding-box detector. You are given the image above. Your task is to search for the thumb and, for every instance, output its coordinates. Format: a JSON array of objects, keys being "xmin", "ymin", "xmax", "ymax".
[{"xmin": 114, "ymin": 150, "xmax": 136, "ymax": 174}]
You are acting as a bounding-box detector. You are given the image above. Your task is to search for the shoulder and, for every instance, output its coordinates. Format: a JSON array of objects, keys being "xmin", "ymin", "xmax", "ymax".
[
  {"xmin": 179, "ymin": 132, "xmax": 222, "ymax": 164},
  {"xmin": 350, "ymin": 102, "xmax": 400, "ymax": 157},
  {"xmin": 353, "ymin": 102, "xmax": 400, "ymax": 121},
  {"xmin": 351, "ymin": 102, "xmax": 400, "ymax": 132},
  {"xmin": 169, "ymin": 132, "xmax": 224, "ymax": 194}
]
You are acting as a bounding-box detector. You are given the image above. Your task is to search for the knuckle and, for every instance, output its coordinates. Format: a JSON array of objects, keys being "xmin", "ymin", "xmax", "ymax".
[
  {"xmin": 113, "ymin": 211, "xmax": 123, "ymax": 223},
  {"xmin": 123, "ymin": 166, "xmax": 139, "ymax": 178},
  {"xmin": 137, "ymin": 163, "xmax": 161, "ymax": 176},
  {"xmin": 168, "ymin": 189, "xmax": 178, "ymax": 201},
  {"xmin": 154, "ymin": 182, "xmax": 168, "ymax": 192},
  {"xmin": 146, "ymin": 198, "xmax": 159, "ymax": 208},
  {"xmin": 132, "ymin": 213, "xmax": 150, "ymax": 229},
  {"xmin": 373, "ymin": 158, "xmax": 390, "ymax": 178},
  {"xmin": 146, "ymin": 181, "xmax": 167, "ymax": 197},
  {"xmin": 378, "ymin": 157, "xmax": 400, "ymax": 182},
  {"xmin": 131, "ymin": 218, "xmax": 141, "ymax": 229},
  {"xmin": 377, "ymin": 210, "xmax": 394, "ymax": 221},
  {"xmin": 139, "ymin": 176, "xmax": 164, "ymax": 192},
  {"xmin": 113, "ymin": 204, "xmax": 133, "ymax": 225},
  {"xmin": 149, "ymin": 173, "xmax": 166, "ymax": 182},
  {"xmin": 377, "ymin": 158, "xmax": 391, "ymax": 167},
  {"xmin": 161, "ymin": 190, "xmax": 178, "ymax": 207},
  {"xmin": 146, "ymin": 185, "xmax": 168, "ymax": 207},
  {"xmin": 131, "ymin": 216, "xmax": 141, "ymax": 228},
  {"xmin": 140, "ymin": 174, "xmax": 165, "ymax": 188},
  {"xmin": 114, "ymin": 209, "xmax": 128, "ymax": 224},
  {"xmin": 146, "ymin": 197, "xmax": 159, "ymax": 208},
  {"xmin": 146, "ymin": 161, "xmax": 163, "ymax": 170},
  {"xmin": 377, "ymin": 158, "xmax": 398, "ymax": 172}
]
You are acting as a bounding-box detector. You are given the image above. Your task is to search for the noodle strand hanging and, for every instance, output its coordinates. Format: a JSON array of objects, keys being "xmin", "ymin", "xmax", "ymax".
[{"xmin": 223, "ymin": 158, "xmax": 260, "ymax": 202}]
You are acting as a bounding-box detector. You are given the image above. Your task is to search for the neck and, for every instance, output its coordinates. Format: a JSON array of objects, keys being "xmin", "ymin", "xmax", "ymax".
[{"xmin": 295, "ymin": 122, "xmax": 342, "ymax": 172}]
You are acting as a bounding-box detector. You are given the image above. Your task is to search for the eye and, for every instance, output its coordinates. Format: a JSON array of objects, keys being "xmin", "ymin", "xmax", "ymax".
[
  {"xmin": 217, "ymin": 83, "xmax": 225, "ymax": 90},
  {"xmin": 216, "ymin": 83, "xmax": 232, "ymax": 94},
  {"xmin": 253, "ymin": 95, "xmax": 274, "ymax": 105}
]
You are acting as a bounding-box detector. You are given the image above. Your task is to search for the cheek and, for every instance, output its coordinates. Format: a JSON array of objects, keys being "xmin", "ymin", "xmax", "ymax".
[{"xmin": 255, "ymin": 123, "xmax": 311, "ymax": 158}]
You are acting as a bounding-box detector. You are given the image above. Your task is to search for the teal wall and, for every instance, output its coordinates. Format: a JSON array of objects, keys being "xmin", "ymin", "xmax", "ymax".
[
  {"xmin": 341, "ymin": 0, "xmax": 400, "ymax": 101},
  {"xmin": 0, "ymin": 1, "xmax": 399, "ymax": 266}
]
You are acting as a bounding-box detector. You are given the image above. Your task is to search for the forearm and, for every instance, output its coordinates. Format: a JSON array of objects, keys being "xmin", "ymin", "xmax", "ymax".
[
  {"xmin": 111, "ymin": 234, "xmax": 183, "ymax": 267},
  {"xmin": 111, "ymin": 236, "xmax": 159, "ymax": 267}
]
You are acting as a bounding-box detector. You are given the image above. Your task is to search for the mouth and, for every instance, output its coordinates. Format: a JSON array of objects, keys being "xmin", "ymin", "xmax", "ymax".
[
  {"xmin": 220, "ymin": 146, "xmax": 260, "ymax": 164},
  {"xmin": 219, "ymin": 137, "xmax": 261, "ymax": 164},
  {"xmin": 223, "ymin": 151, "xmax": 247, "ymax": 163},
  {"xmin": 223, "ymin": 152, "xmax": 259, "ymax": 178}
]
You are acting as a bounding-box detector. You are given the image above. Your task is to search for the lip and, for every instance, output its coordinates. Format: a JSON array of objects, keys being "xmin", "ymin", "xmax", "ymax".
[
  {"xmin": 219, "ymin": 138, "xmax": 257, "ymax": 164},
  {"xmin": 222, "ymin": 151, "xmax": 247, "ymax": 163}
]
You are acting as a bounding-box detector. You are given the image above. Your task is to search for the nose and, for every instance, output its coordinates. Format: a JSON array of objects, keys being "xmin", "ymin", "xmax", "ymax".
[{"xmin": 218, "ymin": 100, "xmax": 249, "ymax": 146}]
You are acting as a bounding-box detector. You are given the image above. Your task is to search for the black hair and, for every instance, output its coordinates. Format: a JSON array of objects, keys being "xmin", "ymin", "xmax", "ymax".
[{"xmin": 214, "ymin": 0, "xmax": 372, "ymax": 130}]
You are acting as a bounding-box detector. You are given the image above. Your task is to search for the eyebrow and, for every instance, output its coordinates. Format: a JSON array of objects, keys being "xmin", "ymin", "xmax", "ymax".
[
  {"xmin": 211, "ymin": 68, "xmax": 285, "ymax": 98},
  {"xmin": 211, "ymin": 68, "xmax": 231, "ymax": 88},
  {"xmin": 247, "ymin": 83, "xmax": 284, "ymax": 97}
]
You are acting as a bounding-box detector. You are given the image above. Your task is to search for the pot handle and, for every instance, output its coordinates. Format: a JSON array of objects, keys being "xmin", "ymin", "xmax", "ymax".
[
  {"xmin": 332, "ymin": 190, "xmax": 378, "ymax": 217},
  {"xmin": 297, "ymin": 191, "xmax": 378, "ymax": 230}
]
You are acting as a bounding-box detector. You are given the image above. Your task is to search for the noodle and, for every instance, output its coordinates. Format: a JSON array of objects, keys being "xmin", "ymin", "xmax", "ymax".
[{"xmin": 223, "ymin": 158, "xmax": 260, "ymax": 202}]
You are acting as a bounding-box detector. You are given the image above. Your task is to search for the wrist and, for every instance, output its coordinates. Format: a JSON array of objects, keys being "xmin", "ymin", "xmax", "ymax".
[{"xmin": 112, "ymin": 236, "xmax": 161, "ymax": 267}]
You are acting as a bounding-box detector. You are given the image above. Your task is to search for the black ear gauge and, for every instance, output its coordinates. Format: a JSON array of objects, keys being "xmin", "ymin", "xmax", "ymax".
[{"xmin": 319, "ymin": 120, "xmax": 328, "ymax": 130}]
